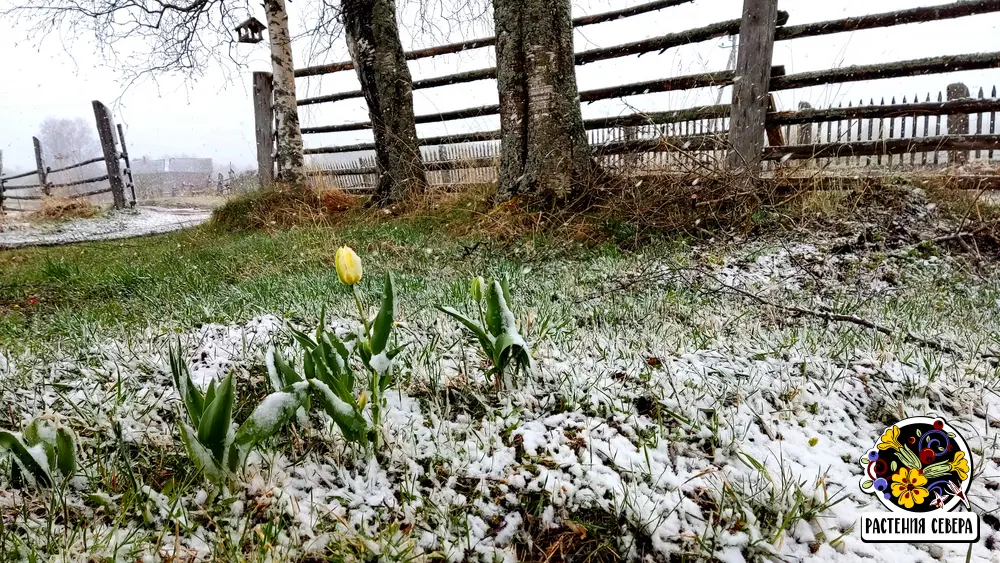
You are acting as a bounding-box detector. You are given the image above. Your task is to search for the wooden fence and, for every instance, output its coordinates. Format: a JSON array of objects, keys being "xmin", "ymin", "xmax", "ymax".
[
  {"xmin": 0, "ymin": 101, "xmax": 135, "ymax": 212},
  {"xmin": 259, "ymin": 0, "xmax": 1000, "ymax": 190}
]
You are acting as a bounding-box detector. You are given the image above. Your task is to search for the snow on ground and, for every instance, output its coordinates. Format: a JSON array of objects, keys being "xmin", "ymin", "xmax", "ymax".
[
  {"xmin": 2, "ymin": 236, "xmax": 1000, "ymax": 562},
  {"xmin": 0, "ymin": 206, "xmax": 209, "ymax": 248}
]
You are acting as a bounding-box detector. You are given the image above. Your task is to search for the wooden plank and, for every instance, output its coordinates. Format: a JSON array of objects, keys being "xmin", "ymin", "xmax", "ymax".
[
  {"xmin": 49, "ymin": 174, "xmax": 110, "ymax": 189},
  {"xmin": 726, "ymin": 0, "xmax": 780, "ymax": 172},
  {"xmin": 992, "ymin": 86, "xmax": 998, "ymax": 160},
  {"xmin": 575, "ymin": 12, "xmax": 788, "ymax": 66},
  {"xmin": 923, "ymin": 93, "xmax": 932, "ymax": 165},
  {"xmin": 910, "ymin": 94, "xmax": 919, "ymax": 166},
  {"xmin": 253, "ymin": 72, "xmax": 276, "ymax": 188},
  {"xmin": 762, "ymin": 134, "xmax": 1000, "ymax": 160},
  {"xmin": 771, "ymin": 52, "xmax": 1000, "ymax": 91},
  {"xmin": 776, "ymin": 0, "xmax": 1000, "ymax": 41},
  {"xmin": 935, "ymin": 92, "xmax": 943, "ymax": 165},
  {"xmin": 116, "ymin": 123, "xmax": 137, "ymax": 205},
  {"xmin": 947, "ymin": 82, "xmax": 971, "ymax": 166},
  {"xmin": 765, "ymin": 94, "xmax": 784, "ymax": 147},
  {"xmin": 33, "ymin": 137, "xmax": 50, "ymax": 196},
  {"xmin": 0, "ymin": 169, "xmax": 38, "ymax": 181},
  {"xmin": 294, "ymin": 0, "xmax": 696, "ymax": 78},
  {"xmin": 579, "ymin": 68, "xmax": 783, "ymax": 102},
  {"xmin": 92, "ymin": 100, "xmax": 127, "ymax": 209}
]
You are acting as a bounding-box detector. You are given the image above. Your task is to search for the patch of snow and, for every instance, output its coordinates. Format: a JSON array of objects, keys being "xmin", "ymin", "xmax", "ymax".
[{"xmin": 0, "ymin": 207, "xmax": 209, "ymax": 248}]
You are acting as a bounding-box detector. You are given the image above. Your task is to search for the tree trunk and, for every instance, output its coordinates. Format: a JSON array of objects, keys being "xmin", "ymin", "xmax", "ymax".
[
  {"xmin": 494, "ymin": 0, "xmax": 593, "ymax": 204},
  {"xmin": 343, "ymin": 0, "xmax": 427, "ymax": 206},
  {"xmin": 264, "ymin": 0, "xmax": 305, "ymax": 185}
]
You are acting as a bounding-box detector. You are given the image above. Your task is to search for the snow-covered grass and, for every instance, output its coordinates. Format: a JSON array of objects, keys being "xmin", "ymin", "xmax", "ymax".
[
  {"xmin": 1, "ymin": 192, "xmax": 1000, "ymax": 562},
  {"xmin": 0, "ymin": 207, "xmax": 209, "ymax": 249}
]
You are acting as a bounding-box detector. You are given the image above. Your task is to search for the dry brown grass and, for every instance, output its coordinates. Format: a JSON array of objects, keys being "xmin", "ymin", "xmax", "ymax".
[
  {"xmin": 31, "ymin": 197, "xmax": 101, "ymax": 221},
  {"xmin": 210, "ymin": 185, "xmax": 363, "ymax": 232}
]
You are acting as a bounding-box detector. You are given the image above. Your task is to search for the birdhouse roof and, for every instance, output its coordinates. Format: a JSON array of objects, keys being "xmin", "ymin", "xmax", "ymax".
[{"xmin": 236, "ymin": 17, "xmax": 265, "ymax": 32}]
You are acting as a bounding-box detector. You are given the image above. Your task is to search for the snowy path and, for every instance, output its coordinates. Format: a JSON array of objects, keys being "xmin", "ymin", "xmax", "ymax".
[{"xmin": 0, "ymin": 206, "xmax": 210, "ymax": 248}]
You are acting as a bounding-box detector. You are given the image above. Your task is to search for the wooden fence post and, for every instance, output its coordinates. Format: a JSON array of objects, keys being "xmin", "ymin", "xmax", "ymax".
[
  {"xmin": 92, "ymin": 100, "xmax": 128, "ymax": 209},
  {"xmin": 726, "ymin": 0, "xmax": 780, "ymax": 175},
  {"xmin": 438, "ymin": 145, "xmax": 451, "ymax": 185},
  {"xmin": 796, "ymin": 101, "xmax": 813, "ymax": 145},
  {"xmin": 253, "ymin": 72, "xmax": 276, "ymax": 188},
  {"xmin": 33, "ymin": 137, "xmax": 50, "ymax": 196},
  {"xmin": 947, "ymin": 82, "xmax": 970, "ymax": 167}
]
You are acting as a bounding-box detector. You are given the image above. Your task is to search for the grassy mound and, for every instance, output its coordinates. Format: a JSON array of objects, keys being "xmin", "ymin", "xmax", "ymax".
[
  {"xmin": 210, "ymin": 185, "xmax": 361, "ymax": 231},
  {"xmin": 31, "ymin": 197, "xmax": 101, "ymax": 220}
]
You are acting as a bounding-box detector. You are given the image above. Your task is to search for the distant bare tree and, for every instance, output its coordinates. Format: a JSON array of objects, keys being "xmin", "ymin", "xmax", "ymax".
[
  {"xmin": 2, "ymin": 0, "xmax": 305, "ymax": 184},
  {"xmin": 38, "ymin": 118, "xmax": 100, "ymax": 163},
  {"xmin": 494, "ymin": 0, "xmax": 594, "ymax": 204}
]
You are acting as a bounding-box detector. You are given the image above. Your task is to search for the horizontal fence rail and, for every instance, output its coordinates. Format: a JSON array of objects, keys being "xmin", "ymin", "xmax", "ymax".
[
  {"xmin": 763, "ymin": 135, "xmax": 1000, "ymax": 160},
  {"xmin": 771, "ymin": 51, "xmax": 1000, "ymax": 91},
  {"xmin": 0, "ymin": 170, "xmax": 38, "ymax": 182},
  {"xmin": 45, "ymin": 156, "xmax": 105, "ymax": 175}
]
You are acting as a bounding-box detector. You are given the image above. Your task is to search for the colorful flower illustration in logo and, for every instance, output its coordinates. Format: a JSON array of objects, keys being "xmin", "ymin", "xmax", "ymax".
[{"xmin": 860, "ymin": 415, "xmax": 973, "ymax": 513}]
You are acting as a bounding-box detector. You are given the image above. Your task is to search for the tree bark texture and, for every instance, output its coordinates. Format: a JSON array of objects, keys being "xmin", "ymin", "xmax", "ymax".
[
  {"xmin": 343, "ymin": 0, "xmax": 427, "ymax": 205},
  {"xmin": 494, "ymin": 0, "xmax": 594, "ymax": 203},
  {"xmin": 264, "ymin": 0, "xmax": 305, "ymax": 185}
]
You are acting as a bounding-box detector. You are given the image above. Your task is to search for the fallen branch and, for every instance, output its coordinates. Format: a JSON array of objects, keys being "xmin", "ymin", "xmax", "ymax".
[
  {"xmin": 698, "ymin": 268, "xmax": 961, "ymax": 356},
  {"xmin": 581, "ymin": 264, "xmax": 962, "ymax": 356}
]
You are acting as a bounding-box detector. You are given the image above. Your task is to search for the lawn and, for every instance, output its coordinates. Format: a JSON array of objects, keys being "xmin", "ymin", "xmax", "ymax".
[{"xmin": 0, "ymin": 191, "xmax": 998, "ymax": 562}]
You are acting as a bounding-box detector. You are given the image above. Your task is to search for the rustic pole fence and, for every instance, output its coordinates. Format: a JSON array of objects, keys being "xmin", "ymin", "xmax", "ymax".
[
  {"xmin": 726, "ymin": 0, "xmax": 779, "ymax": 173},
  {"xmin": 92, "ymin": 100, "xmax": 128, "ymax": 209},
  {"xmin": 253, "ymin": 72, "xmax": 276, "ymax": 188},
  {"xmin": 295, "ymin": 0, "xmax": 1000, "ymax": 187}
]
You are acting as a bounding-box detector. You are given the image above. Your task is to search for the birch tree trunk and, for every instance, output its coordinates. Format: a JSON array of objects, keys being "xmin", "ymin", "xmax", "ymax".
[
  {"xmin": 264, "ymin": 0, "xmax": 305, "ymax": 185},
  {"xmin": 343, "ymin": 0, "xmax": 427, "ymax": 206},
  {"xmin": 494, "ymin": 0, "xmax": 593, "ymax": 204}
]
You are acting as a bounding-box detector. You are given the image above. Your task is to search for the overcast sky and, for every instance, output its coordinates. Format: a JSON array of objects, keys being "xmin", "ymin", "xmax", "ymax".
[{"xmin": 1, "ymin": 0, "xmax": 998, "ymax": 173}]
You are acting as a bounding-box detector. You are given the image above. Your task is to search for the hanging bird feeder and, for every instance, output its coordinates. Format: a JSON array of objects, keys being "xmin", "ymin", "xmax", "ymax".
[{"xmin": 235, "ymin": 17, "xmax": 266, "ymax": 44}]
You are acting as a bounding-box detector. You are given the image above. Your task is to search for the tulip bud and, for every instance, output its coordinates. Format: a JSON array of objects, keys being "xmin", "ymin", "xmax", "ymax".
[
  {"xmin": 335, "ymin": 246, "xmax": 363, "ymax": 285},
  {"xmin": 357, "ymin": 391, "xmax": 368, "ymax": 409},
  {"xmin": 470, "ymin": 276, "xmax": 485, "ymax": 302}
]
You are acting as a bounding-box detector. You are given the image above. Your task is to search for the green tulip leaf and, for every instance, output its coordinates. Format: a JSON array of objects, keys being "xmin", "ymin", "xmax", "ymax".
[
  {"xmin": 371, "ymin": 274, "xmax": 395, "ymax": 355},
  {"xmin": 310, "ymin": 380, "xmax": 368, "ymax": 445},
  {"xmin": 437, "ymin": 306, "xmax": 494, "ymax": 356},
  {"xmin": 0, "ymin": 431, "xmax": 52, "ymax": 487},
  {"xmin": 55, "ymin": 427, "xmax": 77, "ymax": 477},
  {"xmin": 197, "ymin": 374, "xmax": 235, "ymax": 463}
]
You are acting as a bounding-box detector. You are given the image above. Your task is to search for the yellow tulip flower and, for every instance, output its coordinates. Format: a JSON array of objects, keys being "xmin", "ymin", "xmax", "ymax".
[
  {"xmin": 335, "ymin": 246, "xmax": 363, "ymax": 285},
  {"xmin": 470, "ymin": 276, "xmax": 485, "ymax": 302}
]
